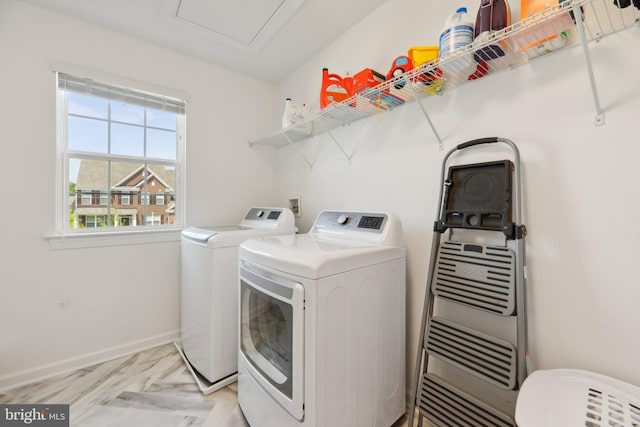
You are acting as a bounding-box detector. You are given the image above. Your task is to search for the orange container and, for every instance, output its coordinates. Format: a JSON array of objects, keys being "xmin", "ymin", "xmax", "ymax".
[
  {"xmin": 351, "ymin": 68, "xmax": 386, "ymax": 94},
  {"xmin": 521, "ymin": 0, "xmax": 557, "ymax": 19},
  {"xmin": 320, "ymin": 68, "xmax": 354, "ymax": 108},
  {"xmin": 516, "ymin": 0, "xmax": 574, "ymax": 57}
]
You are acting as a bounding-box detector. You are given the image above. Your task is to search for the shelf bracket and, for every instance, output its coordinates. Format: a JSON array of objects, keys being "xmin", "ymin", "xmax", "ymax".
[
  {"xmin": 573, "ymin": 3, "xmax": 605, "ymax": 126},
  {"xmin": 282, "ymin": 133, "xmax": 313, "ymax": 170},
  {"xmin": 325, "ymin": 129, "xmax": 352, "ymax": 163},
  {"xmin": 413, "ymin": 92, "xmax": 444, "ymax": 151}
]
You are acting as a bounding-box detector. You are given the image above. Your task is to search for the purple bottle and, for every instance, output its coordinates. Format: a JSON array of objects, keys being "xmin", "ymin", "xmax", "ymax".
[{"xmin": 474, "ymin": 0, "xmax": 511, "ymax": 62}]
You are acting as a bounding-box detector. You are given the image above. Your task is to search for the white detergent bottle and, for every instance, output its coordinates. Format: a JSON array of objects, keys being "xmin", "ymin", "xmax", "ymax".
[
  {"xmin": 282, "ymin": 98, "xmax": 300, "ymax": 128},
  {"xmin": 439, "ymin": 7, "xmax": 475, "ymax": 73},
  {"xmin": 282, "ymin": 98, "xmax": 312, "ymax": 135}
]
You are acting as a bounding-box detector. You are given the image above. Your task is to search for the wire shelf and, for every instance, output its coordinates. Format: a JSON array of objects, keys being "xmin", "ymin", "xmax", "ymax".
[{"xmin": 249, "ymin": 0, "xmax": 639, "ymax": 148}]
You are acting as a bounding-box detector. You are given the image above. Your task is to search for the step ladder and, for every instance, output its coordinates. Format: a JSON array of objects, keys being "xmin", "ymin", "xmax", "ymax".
[{"xmin": 409, "ymin": 137, "xmax": 528, "ymax": 427}]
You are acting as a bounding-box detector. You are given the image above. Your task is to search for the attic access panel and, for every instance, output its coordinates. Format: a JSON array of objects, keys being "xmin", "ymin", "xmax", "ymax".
[
  {"xmin": 436, "ymin": 160, "xmax": 516, "ymax": 237},
  {"xmin": 175, "ymin": 0, "xmax": 305, "ymax": 49}
]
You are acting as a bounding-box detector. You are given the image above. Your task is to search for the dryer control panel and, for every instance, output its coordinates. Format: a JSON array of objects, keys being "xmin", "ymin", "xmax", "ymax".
[
  {"xmin": 313, "ymin": 211, "xmax": 388, "ymax": 233},
  {"xmin": 310, "ymin": 211, "xmax": 404, "ymax": 247}
]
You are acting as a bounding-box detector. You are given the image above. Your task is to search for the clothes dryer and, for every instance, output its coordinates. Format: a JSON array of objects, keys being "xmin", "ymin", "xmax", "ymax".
[
  {"xmin": 238, "ymin": 210, "xmax": 406, "ymax": 427},
  {"xmin": 179, "ymin": 207, "xmax": 296, "ymax": 394}
]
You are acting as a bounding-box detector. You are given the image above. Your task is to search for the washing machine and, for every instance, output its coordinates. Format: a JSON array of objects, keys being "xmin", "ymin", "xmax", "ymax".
[
  {"xmin": 238, "ymin": 210, "xmax": 406, "ymax": 427},
  {"xmin": 178, "ymin": 207, "xmax": 296, "ymax": 394}
]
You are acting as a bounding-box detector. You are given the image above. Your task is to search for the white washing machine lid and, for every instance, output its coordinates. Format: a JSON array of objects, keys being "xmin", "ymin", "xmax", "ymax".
[
  {"xmin": 181, "ymin": 208, "xmax": 297, "ymax": 248},
  {"xmin": 239, "ymin": 233, "xmax": 405, "ymax": 279},
  {"xmin": 182, "ymin": 226, "xmax": 298, "ymax": 248}
]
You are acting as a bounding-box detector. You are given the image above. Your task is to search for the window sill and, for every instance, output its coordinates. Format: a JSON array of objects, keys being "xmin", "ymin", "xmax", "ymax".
[{"xmin": 46, "ymin": 227, "xmax": 182, "ymax": 250}]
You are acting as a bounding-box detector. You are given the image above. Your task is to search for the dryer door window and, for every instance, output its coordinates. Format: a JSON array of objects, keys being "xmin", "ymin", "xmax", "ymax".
[
  {"xmin": 244, "ymin": 284, "xmax": 293, "ymax": 396},
  {"xmin": 240, "ymin": 264, "xmax": 304, "ymax": 421}
]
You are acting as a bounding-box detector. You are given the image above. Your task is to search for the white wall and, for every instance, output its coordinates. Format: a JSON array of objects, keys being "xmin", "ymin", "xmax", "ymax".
[
  {"xmin": 275, "ymin": 0, "xmax": 640, "ymax": 393},
  {"xmin": 0, "ymin": 0, "xmax": 281, "ymax": 389}
]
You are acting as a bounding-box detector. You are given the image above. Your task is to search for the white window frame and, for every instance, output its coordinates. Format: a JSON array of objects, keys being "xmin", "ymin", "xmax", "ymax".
[
  {"xmin": 156, "ymin": 192, "xmax": 165, "ymax": 205},
  {"xmin": 53, "ymin": 67, "xmax": 187, "ymax": 243},
  {"xmin": 120, "ymin": 194, "xmax": 130, "ymax": 205}
]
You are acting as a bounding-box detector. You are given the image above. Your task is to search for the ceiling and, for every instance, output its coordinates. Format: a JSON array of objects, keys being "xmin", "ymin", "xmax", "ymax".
[{"xmin": 20, "ymin": 0, "xmax": 390, "ymax": 83}]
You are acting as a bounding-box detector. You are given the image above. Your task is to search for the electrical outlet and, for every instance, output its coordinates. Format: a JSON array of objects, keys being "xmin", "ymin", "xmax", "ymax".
[{"xmin": 288, "ymin": 196, "xmax": 301, "ymax": 218}]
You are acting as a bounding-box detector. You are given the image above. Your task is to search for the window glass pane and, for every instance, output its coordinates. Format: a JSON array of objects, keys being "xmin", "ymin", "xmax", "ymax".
[
  {"xmin": 111, "ymin": 123, "xmax": 144, "ymax": 157},
  {"xmin": 68, "ymin": 158, "xmax": 81, "ymax": 228},
  {"xmin": 145, "ymin": 163, "xmax": 175, "ymax": 227},
  {"xmin": 73, "ymin": 159, "xmax": 109, "ymax": 229},
  {"xmin": 68, "ymin": 92, "xmax": 108, "ymax": 119},
  {"xmin": 68, "ymin": 116, "xmax": 108, "ymax": 153},
  {"xmin": 111, "ymin": 161, "xmax": 143, "ymax": 228},
  {"xmin": 147, "ymin": 129, "xmax": 176, "ymax": 160},
  {"xmin": 68, "ymin": 158, "xmax": 81, "ymax": 186},
  {"xmin": 111, "ymin": 101, "xmax": 144, "ymax": 125},
  {"xmin": 147, "ymin": 108, "xmax": 176, "ymax": 131}
]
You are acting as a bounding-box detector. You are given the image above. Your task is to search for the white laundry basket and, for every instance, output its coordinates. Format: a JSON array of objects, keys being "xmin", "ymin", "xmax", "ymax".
[{"xmin": 515, "ymin": 369, "xmax": 640, "ymax": 427}]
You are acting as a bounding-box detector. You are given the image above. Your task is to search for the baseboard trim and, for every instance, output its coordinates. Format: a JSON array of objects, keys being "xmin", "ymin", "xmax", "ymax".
[{"xmin": 0, "ymin": 330, "xmax": 180, "ymax": 392}]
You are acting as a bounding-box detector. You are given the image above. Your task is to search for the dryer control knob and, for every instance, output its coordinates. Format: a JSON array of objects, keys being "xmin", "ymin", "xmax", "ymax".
[
  {"xmin": 256, "ymin": 210, "xmax": 264, "ymax": 218},
  {"xmin": 337, "ymin": 214, "xmax": 349, "ymax": 225}
]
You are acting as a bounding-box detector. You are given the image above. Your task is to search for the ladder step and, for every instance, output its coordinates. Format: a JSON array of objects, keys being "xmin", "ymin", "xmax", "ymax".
[
  {"xmin": 427, "ymin": 317, "xmax": 517, "ymax": 389},
  {"xmin": 418, "ymin": 373, "xmax": 515, "ymax": 427},
  {"xmin": 433, "ymin": 241, "xmax": 516, "ymax": 315}
]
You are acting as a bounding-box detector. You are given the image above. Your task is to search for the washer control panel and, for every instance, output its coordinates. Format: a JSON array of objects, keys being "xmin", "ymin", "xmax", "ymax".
[
  {"xmin": 244, "ymin": 208, "xmax": 282, "ymax": 221},
  {"xmin": 313, "ymin": 211, "xmax": 388, "ymax": 233}
]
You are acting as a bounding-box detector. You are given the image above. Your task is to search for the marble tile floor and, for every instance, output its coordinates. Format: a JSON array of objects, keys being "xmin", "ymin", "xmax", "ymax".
[{"xmin": 0, "ymin": 343, "xmax": 414, "ymax": 427}]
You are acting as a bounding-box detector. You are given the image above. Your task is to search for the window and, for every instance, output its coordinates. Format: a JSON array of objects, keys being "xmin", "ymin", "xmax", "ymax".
[
  {"xmin": 56, "ymin": 72, "xmax": 186, "ymax": 233},
  {"xmin": 84, "ymin": 215, "xmax": 106, "ymax": 228},
  {"xmin": 145, "ymin": 213, "xmax": 161, "ymax": 225}
]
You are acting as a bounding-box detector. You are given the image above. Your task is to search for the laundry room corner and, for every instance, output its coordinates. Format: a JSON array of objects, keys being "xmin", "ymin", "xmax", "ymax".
[
  {"xmin": 272, "ymin": 0, "xmax": 640, "ymax": 404},
  {"xmin": 0, "ymin": 0, "xmax": 283, "ymax": 390}
]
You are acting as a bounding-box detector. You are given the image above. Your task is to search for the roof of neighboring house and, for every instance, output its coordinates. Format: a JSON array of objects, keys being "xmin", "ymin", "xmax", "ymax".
[{"xmin": 75, "ymin": 160, "xmax": 175, "ymax": 191}]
